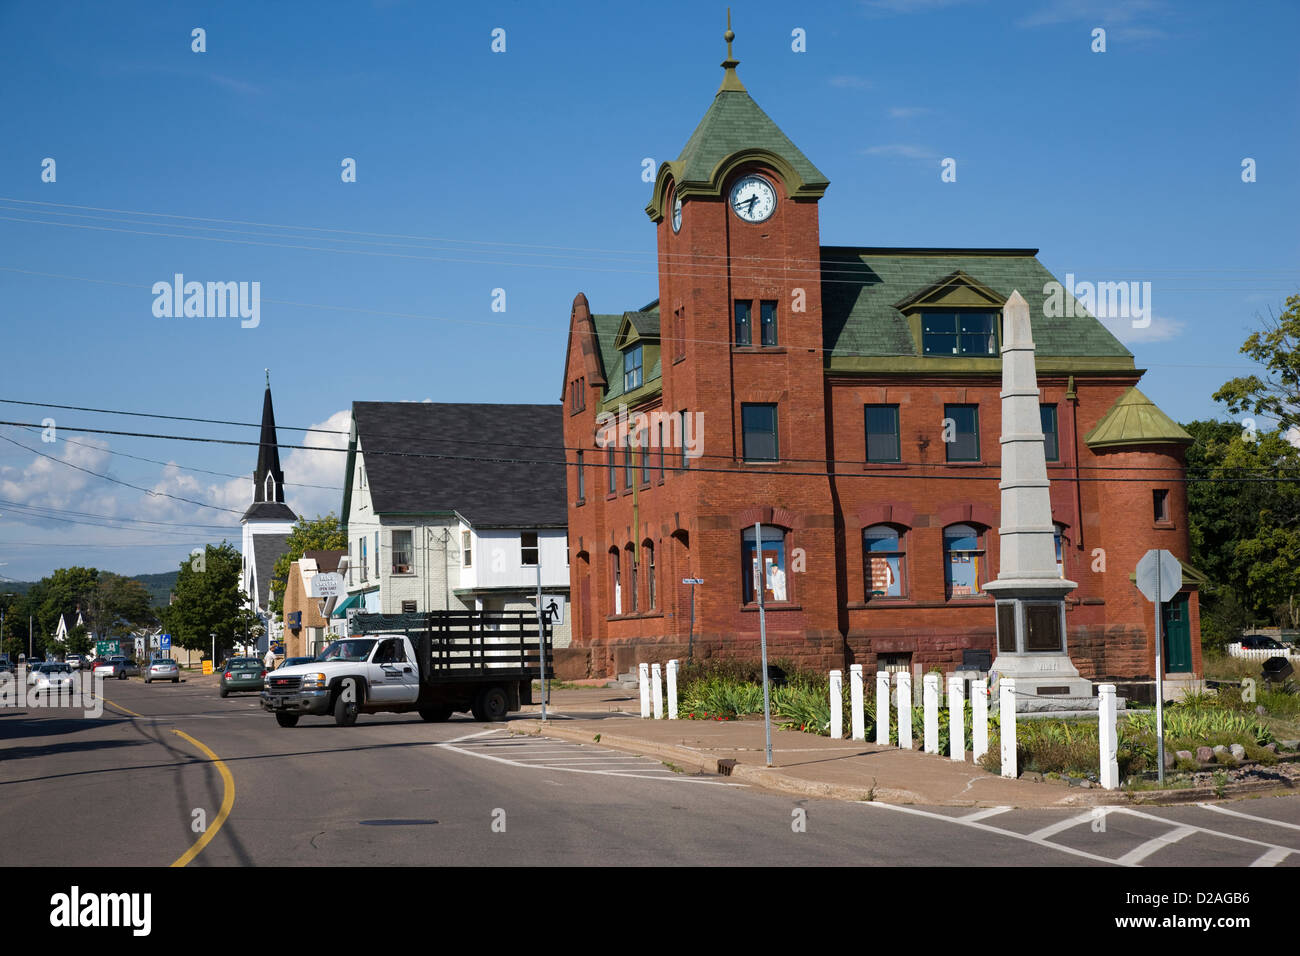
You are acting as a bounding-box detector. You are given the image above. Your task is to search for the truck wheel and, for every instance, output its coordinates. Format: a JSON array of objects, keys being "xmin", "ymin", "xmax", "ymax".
[
  {"xmin": 333, "ymin": 686, "xmax": 359, "ymax": 727},
  {"xmin": 419, "ymin": 707, "xmax": 454, "ymax": 722},
  {"xmin": 471, "ymin": 686, "xmax": 510, "ymax": 722},
  {"xmin": 275, "ymin": 713, "xmax": 300, "ymax": 728}
]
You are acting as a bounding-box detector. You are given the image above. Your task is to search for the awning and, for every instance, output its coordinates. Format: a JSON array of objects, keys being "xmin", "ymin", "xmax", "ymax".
[{"xmin": 331, "ymin": 594, "xmax": 360, "ymax": 618}]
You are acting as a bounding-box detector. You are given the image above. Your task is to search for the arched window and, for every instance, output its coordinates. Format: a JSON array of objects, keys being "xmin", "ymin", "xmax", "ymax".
[
  {"xmin": 610, "ymin": 548, "xmax": 621, "ymax": 615},
  {"xmin": 742, "ymin": 526, "xmax": 788, "ymax": 604},
  {"xmin": 644, "ymin": 541, "xmax": 657, "ymax": 610},
  {"xmin": 864, "ymin": 525, "xmax": 906, "ymax": 599},
  {"xmin": 626, "ymin": 544, "xmax": 638, "ymax": 613},
  {"xmin": 944, "ymin": 524, "xmax": 985, "ymax": 599}
]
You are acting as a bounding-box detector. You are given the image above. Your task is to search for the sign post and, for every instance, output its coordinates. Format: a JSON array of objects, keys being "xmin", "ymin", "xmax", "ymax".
[
  {"xmin": 1136, "ymin": 549, "xmax": 1182, "ymax": 786},
  {"xmin": 682, "ymin": 578, "xmax": 703, "ymax": 664}
]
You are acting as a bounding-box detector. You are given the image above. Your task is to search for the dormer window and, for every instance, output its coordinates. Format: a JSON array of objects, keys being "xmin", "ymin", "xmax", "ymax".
[
  {"xmin": 624, "ymin": 345, "xmax": 643, "ymax": 392},
  {"xmin": 921, "ymin": 311, "xmax": 999, "ymax": 356}
]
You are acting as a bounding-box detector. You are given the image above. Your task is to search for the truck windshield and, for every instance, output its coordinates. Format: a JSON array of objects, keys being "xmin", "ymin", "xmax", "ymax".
[{"xmin": 319, "ymin": 639, "xmax": 377, "ymax": 663}]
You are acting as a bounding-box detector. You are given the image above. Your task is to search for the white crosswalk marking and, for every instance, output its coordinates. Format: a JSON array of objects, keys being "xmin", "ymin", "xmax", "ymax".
[
  {"xmin": 1114, "ymin": 826, "xmax": 1197, "ymax": 866},
  {"xmin": 1250, "ymin": 846, "xmax": 1292, "ymax": 867}
]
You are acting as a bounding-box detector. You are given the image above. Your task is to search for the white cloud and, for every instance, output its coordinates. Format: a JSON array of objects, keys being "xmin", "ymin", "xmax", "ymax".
[{"xmin": 1097, "ymin": 312, "xmax": 1185, "ymax": 344}]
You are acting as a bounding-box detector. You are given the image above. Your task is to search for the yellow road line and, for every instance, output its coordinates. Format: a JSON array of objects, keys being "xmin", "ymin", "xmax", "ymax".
[
  {"xmin": 101, "ymin": 697, "xmax": 144, "ymax": 718},
  {"xmin": 169, "ymin": 729, "xmax": 236, "ymax": 868}
]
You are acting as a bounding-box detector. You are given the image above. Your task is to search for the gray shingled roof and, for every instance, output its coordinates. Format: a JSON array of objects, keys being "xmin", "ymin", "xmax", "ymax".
[
  {"xmin": 351, "ymin": 402, "xmax": 567, "ymax": 528},
  {"xmin": 821, "ymin": 249, "xmax": 1134, "ymax": 360},
  {"xmin": 252, "ymin": 533, "xmax": 291, "ymax": 611},
  {"xmin": 244, "ymin": 501, "xmax": 296, "ymax": 522}
]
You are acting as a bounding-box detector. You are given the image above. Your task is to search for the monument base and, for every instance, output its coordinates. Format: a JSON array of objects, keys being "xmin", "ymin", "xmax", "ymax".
[{"xmin": 991, "ymin": 652, "xmax": 1097, "ymax": 713}]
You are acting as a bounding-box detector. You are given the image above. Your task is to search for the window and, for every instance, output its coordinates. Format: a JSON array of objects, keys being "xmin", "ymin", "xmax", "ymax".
[
  {"xmin": 646, "ymin": 543, "xmax": 656, "ymax": 609},
  {"xmin": 627, "ymin": 545, "xmax": 638, "ymax": 613},
  {"xmin": 1153, "ymin": 489, "xmax": 1170, "ymax": 523},
  {"xmin": 569, "ymin": 377, "xmax": 585, "ymax": 413},
  {"xmin": 640, "ymin": 428, "xmax": 650, "ymax": 485},
  {"xmin": 360, "ymin": 537, "xmax": 368, "ymax": 582},
  {"xmin": 391, "ymin": 530, "xmax": 412, "ymax": 574},
  {"xmin": 864, "ymin": 525, "xmax": 906, "ymax": 598},
  {"xmin": 734, "ymin": 300, "xmax": 752, "ymax": 346},
  {"xmin": 577, "ymin": 450, "xmax": 585, "ymax": 500},
  {"xmin": 944, "ymin": 404, "xmax": 980, "ymax": 462},
  {"xmin": 922, "ymin": 311, "xmax": 999, "ymax": 356},
  {"xmin": 679, "ymin": 410, "xmax": 690, "ymax": 471},
  {"xmin": 1041, "ymin": 405, "xmax": 1059, "ymax": 462},
  {"xmin": 607, "ymin": 446, "xmax": 616, "ymax": 494},
  {"xmin": 865, "ymin": 405, "xmax": 900, "ymax": 463},
  {"xmin": 521, "ymin": 531, "xmax": 539, "ymax": 566},
  {"xmin": 658, "ymin": 422, "xmax": 665, "ymax": 482},
  {"xmin": 742, "ymin": 403, "xmax": 778, "ymax": 462},
  {"xmin": 624, "ymin": 345, "xmax": 643, "ymax": 392},
  {"xmin": 760, "ymin": 300, "xmax": 778, "ymax": 346},
  {"xmin": 742, "ymin": 526, "xmax": 788, "ymax": 603},
  {"xmin": 400, "ymin": 600, "xmax": 417, "ymax": 614},
  {"xmin": 375, "ymin": 531, "xmax": 379, "ymax": 577},
  {"xmin": 623, "ymin": 438, "xmax": 633, "ymax": 489},
  {"xmin": 611, "ymin": 549, "xmax": 622, "ymax": 615},
  {"xmin": 462, "ymin": 530, "xmax": 472, "ymax": 568},
  {"xmin": 944, "ymin": 524, "xmax": 985, "ymax": 599}
]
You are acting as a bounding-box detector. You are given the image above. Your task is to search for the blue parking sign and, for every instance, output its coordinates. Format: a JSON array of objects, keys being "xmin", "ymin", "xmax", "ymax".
[{"xmin": 161, "ymin": 634, "xmax": 172, "ymax": 651}]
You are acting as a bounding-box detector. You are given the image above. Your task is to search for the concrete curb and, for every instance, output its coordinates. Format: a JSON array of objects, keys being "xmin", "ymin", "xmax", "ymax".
[{"xmin": 510, "ymin": 719, "xmax": 1296, "ymax": 808}]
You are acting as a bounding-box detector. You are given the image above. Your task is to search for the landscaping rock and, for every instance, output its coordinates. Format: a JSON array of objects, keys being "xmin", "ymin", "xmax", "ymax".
[
  {"xmin": 1280, "ymin": 740, "xmax": 1300, "ymax": 752},
  {"xmin": 1162, "ymin": 749, "xmax": 1176, "ymax": 769},
  {"xmin": 1175, "ymin": 750, "xmax": 1194, "ymax": 762},
  {"xmin": 1196, "ymin": 746, "xmax": 1214, "ymax": 762},
  {"xmin": 1264, "ymin": 743, "xmax": 1278, "ymax": 753},
  {"xmin": 1229, "ymin": 743, "xmax": 1247, "ymax": 760},
  {"xmin": 1256, "ymin": 705, "xmax": 1267, "ymax": 716},
  {"xmin": 1213, "ymin": 744, "xmax": 1227, "ymax": 754}
]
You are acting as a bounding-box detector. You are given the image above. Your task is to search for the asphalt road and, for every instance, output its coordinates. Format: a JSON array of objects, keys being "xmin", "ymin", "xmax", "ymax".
[{"xmin": 2, "ymin": 674, "xmax": 1299, "ymax": 868}]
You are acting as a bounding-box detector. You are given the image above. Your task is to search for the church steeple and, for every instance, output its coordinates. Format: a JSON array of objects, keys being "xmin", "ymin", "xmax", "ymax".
[{"xmin": 243, "ymin": 371, "xmax": 296, "ymax": 523}]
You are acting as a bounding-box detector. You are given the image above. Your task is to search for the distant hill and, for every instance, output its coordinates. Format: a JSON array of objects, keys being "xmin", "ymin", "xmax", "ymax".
[{"xmin": 0, "ymin": 570, "xmax": 178, "ymax": 606}]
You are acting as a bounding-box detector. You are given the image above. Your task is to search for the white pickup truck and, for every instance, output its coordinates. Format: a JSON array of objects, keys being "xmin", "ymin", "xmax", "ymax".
[{"xmin": 261, "ymin": 611, "xmax": 550, "ymax": 728}]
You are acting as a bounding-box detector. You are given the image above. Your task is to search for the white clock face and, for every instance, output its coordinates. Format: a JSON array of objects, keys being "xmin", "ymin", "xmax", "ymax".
[
  {"xmin": 729, "ymin": 175, "xmax": 776, "ymax": 223},
  {"xmin": 672, "ymin": 195, "xmax": 682, "ymax": 232}
]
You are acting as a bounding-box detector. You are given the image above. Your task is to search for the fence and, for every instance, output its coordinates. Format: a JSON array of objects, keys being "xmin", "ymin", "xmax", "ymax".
[{"xmin": 1227, "ymin": 642, "xmax": 1300, "ymax": 663}]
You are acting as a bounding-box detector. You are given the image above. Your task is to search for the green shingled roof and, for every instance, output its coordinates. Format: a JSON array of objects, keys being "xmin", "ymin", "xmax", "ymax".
[
  {"xmin": 674, "ymin": 89, "xmax": 829, "ymax": 195},
  {"xmin": 1084, "ymin": 387, "xmax": 1194, "ymax": 449},
  {"xmin": 821, "ymin": 248, "xmax": 1134, "ymax": 367},
  {"xmin": 594, "ymin": 307, "xmax": 662, "ymax": 404}
]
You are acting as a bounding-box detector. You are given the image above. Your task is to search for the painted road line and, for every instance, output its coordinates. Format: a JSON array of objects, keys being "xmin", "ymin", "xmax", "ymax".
[
  {"xmin": 962, "ymin": 807, "xmax": 1012, "ymax": 822},
  {"xmin": 1026, "ymin": 812, "xmax": 1098, "ymax": 842},
  {"xmin": 1114, "ymin": 826, "xmax": 1197, "ymax": 866},
  {"xmin": 863, "ymin": 803, "xmax": 1123, "ymax": 866},
  {"xmin": 1197, "ymin": 802, "xmax": 1300, "ymax": 833},
  {"xmin": 169, "ymin": 730, "xmax": 235, "ymax": 868},
  {"xmin": 1249, "ymin": 847, "xmax": 1292, "ymax": 867},
  {"xmin": 438, "ymin": 739, "xmax": 746, "ymax": 785},
  {"xmin": 1111, "ymin": 807, "xmax": 1296, "ymax": 855}
]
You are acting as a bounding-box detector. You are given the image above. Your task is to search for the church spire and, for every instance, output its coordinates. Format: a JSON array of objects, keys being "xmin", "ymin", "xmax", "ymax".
[
  {"xmin": 719, "ymin": 9, "xmax": 745, "ymax": 93},
  {"xmin": 253, "ymin": 377, "xmax": 286, "ymax": 504}
]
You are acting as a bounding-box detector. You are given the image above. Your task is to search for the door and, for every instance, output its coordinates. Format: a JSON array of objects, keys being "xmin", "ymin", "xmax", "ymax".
[
  {"xmin": 368, "ymin": 638, "xmax": 419, "ymax": 702},
  {"xmin": 1162, "ymin": 592, "xmax": 1192, "ymax": 673}
]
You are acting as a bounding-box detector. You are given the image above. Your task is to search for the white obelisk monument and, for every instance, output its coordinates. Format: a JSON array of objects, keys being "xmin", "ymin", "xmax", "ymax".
[{"xmin": 984, "ymin": 291, "xmax": 1094, "ymax": 711}]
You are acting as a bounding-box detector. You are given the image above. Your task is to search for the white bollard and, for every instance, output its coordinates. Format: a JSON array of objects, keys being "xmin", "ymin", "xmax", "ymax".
[
  {"xmin": 849, "ymin": 664, "xmax": 865, "ymax": 741},
  {"xmin": 651, "ymin": 662, "xmax": 663, "ymax": 719},
  {"xmin": 829, "ymin": 669, "xmax": 843, "ymax": 739},
  {"xmin": 896, "ymin": 672, "xmax": 912, "ymax": 749},
  {"xmin": 972, "ymin": 678, "xmax": 988, "ymax": 761},
  {"xmin": 923, "ymin": 673, "xmax": 940, "ymax": 754},
  {"xmin": 1099, "ymin": 683, "xmax": 1119, "ymax": 789},
  {"xmin": 638, "ymin": 662, "xmax": 650, "ymax": 718},
  {"xmin": 949, "ymin": 675, "xmax": 965, "ymax": 762},
  {"xmin": 666, "ymin": 659, "xmax": 679, "ymax": 720},
  {"xmin": 875, "ymin": 671, "xmax": 890, "ymax": 746},
  {"xmin": 999, "ymin": 678, "xmax": 1017, "ymax": 778}
]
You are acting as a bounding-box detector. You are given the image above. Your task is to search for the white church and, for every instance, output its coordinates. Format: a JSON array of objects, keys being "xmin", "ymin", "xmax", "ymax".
[{"xmin": 240, "ymin": 373, "xmax": 296, "ymax": 653}]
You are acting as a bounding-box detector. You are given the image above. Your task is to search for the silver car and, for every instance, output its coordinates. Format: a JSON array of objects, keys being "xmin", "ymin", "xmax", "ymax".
[
  {"xmin": 33, "ymin": 663, "xmax": 75, "ymax": 693},
  {"xmin": 144, "ymin": 659, "xmax": 180, "ymax": 684}
]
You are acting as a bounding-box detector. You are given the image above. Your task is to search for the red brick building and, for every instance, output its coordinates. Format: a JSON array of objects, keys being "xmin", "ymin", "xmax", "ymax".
[{"xmin": 559, "ymin": 37, "xmax": 1200, "ymax": 693}]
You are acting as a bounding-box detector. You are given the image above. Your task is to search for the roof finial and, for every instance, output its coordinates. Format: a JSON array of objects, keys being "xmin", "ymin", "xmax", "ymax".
[
  {"xmin": 265, "ymin": 368, "xmax": 270, "ymax": 387},
  {"xmin": 719, "ymin": 8, "xmax": 745, "ymax": 92}
]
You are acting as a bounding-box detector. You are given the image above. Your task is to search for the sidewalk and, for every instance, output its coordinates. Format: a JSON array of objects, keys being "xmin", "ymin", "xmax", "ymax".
[{"xmin": 511, "ymin": 688, "xmax": 1292, "ymax": 808}]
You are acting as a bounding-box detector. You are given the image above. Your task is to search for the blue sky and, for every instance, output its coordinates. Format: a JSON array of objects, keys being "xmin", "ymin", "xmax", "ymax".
[{"xmin": 0, "ymin": 0, "xmax": 1296, "ymax": 582}]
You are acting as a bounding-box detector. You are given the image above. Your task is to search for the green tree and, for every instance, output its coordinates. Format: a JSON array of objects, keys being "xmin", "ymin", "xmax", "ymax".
[
  {"xmin": 82, "ymin": 573, "xmax": 155, "ymax": 640},
  {"xmin": 65, "ymin": 623, "xmax": 94, "ymax": 657},
  {"xmin": 28, "ymin": 567, "xmax": 99, "ymax": 643},
  {"xmin": 269, "ymin": 513, "xmax": 347, "ymax": 615},
  {"xmin": 165, "ymin": 543, "xmax": 245, "ymax": 658},
  {"xmin": 1214, "ymin": 293, "xmax": 1300, "ymax": 430}
]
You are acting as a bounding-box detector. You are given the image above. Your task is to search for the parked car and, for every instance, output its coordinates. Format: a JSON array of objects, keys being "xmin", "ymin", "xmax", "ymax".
[
  {"xmin": 27, "ymin": 662, "xmax": 49, "ymax": 685},
  {"xmin": 144, "ymin": 659, "xmax": 180, "ymax": 684},
  {"xmin": 278, "ymin": 656, "xmax": 317, "ymax": 670},
  {"xmin": 33, "ymin": 663, "xmax": 75, "ymax": 693},
  {"xmin": 1241, "ymin": 635, "xmax": 1286, "ymax": 650},
  {"xmin": 94, "ymin": 657, "xmax": 138, "ymax": 680},
  {"xmin": 66, "ymin": 654, "xmax": 85, "ymax": 671},
  {"xmin": 0, "ymin": 660, "xmax": 13, "ymax": 676},
  {"xmin": 219, "ymin": 657, "xmax": 266, "ymax": 697}
]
